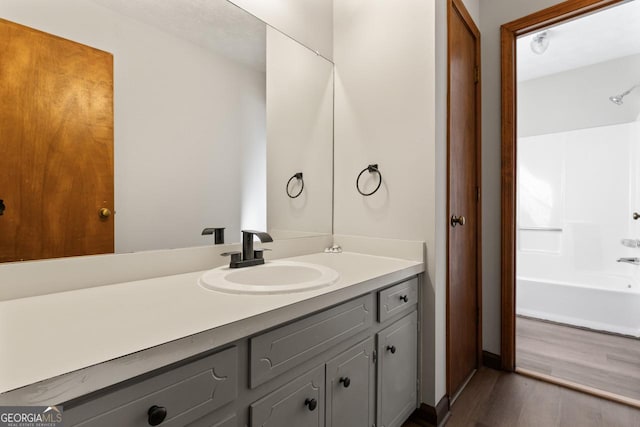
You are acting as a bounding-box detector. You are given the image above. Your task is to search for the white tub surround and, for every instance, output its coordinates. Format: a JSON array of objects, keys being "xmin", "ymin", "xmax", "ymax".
[
  {"xmin": 517, "ymin": 276, "xmax": 640, "ymax": 337},
  {"xmin": 0, "ymin": 250, "xmax": 423, "ymax": 405}
]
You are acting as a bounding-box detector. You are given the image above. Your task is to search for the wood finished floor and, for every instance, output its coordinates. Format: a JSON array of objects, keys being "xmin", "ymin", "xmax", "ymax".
[
  {"xmin": 516, "ymin": 316, "xmax": 640, "ymax": 401},
  {"xmin": 404, "ymin": 367, "xmax": 640, "ymax": 427}
]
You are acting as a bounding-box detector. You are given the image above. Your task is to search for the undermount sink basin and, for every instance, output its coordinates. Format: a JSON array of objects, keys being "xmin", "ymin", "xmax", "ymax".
[{"xmin": 199, "ymin": 260, "xmax": 340, "ymax": 294}]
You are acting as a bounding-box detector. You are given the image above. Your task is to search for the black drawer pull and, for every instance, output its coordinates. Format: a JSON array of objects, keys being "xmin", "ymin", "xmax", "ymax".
[
  {"xmin": 339, "ymin": 377, "xmax": 351, "ymax": 388},
  {"xmin": 147, "ymin": 405, "xmax": 167, "ymax": 426},
  {"xmin": 387, "ymin": 345, "xmax": 396, "ymax": 354},
  {"xmin": 305, "ymin": 398, "xmax": 317, "ymax": 411},
  {"xmin": 399, "ymin": 295, "xmax": 408, "ymax": 303}
]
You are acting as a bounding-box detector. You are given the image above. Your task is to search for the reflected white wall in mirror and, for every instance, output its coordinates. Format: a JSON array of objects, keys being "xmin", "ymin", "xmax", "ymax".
[
  {"xmin": 267, "ymin": 28, "xmax": 334, "ymax": 239},
  {"xmin": 0, "ymin": 0, "xmax": 333, "ymax": 259}
]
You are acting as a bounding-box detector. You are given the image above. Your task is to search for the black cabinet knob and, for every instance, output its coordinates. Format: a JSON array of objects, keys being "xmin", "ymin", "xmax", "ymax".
[
  {"xmin": 147, "ymin": 405, "xmax": 167, "ymax": 426},
  {"xmin": 400, "ymin": 295, "xmax": 408, "ymax": 303},
  {"xmin": 304, "ymin": 398, "xmax": 317, "ymax": 411},
  {"xmin": 387, "ymin": 345, "xmax": 397, "ymax": 354},
  {"xmin": 339, "ymin": 377, "xmax": 351, "ymax": 388}
]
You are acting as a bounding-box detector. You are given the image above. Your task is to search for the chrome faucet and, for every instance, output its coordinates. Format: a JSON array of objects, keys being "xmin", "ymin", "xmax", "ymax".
[
  {"xmin": 617, "ymin": 257, "xmax": 640, "ymax": 265},
  {"xmin": 222, "ymin": 230, "xmax": 273, "ymax": 268}
]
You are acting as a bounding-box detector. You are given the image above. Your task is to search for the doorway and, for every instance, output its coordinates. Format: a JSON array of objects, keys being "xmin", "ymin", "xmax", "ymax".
[{"xmin": 501, "ymin": 0, "xmax": 640, "ymax": 406}]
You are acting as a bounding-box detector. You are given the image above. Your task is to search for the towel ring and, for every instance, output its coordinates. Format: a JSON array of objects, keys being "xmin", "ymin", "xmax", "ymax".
[
  {"xmin": 356, "ymin": 164, "xmax": 382, "ymax": 196},
  {"xmin": 286, "ymin": 172, "xmax": 304, "ymax": 198}
]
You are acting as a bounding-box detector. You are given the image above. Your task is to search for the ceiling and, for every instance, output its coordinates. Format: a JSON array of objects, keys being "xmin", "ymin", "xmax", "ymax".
[
  {"xmin": 517, "ymin": 0, "xmax": 640, "ymax": 82},
  {"xmin": 90, "ymin": 0, "xmax": 266, "ymax": 71}
]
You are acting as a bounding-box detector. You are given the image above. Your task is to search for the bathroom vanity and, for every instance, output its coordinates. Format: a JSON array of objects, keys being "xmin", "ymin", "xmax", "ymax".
[{"xmin": 0, "ymin": 250, "xmax": 423, "ymax": 427}]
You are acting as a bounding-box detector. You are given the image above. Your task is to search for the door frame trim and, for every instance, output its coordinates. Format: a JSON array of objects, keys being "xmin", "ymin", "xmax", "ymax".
[
  {"xmin": 446, "ymin": 0, "xmax": 483, "ymax": 396},
  {"xmin": 500, "ymin": 0, "xmax": 625, "ymax": 371}
]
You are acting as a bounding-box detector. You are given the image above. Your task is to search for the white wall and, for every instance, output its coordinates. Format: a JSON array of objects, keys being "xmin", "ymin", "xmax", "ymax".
[
  {"xmin": 332, "ymin": 0, "xmax": 479, "ymax": 407},
  {"xmin": 433, "ymin": 0, "xmax": 449, "ymax": 407},
  {"xmin": 479, "ymin": 0, "xmax": 564, "ymax": 355},
  {"xmin": 461, "ymin": 0, "xmax": 480, "ymax": 25},
  {"xmin": 229, "ymin": 0, "xmax": 333, "ymax": 60},
  {"xmin": 266, "ymin": 28, "xmax": 334, "ymax": 239},
  {"xmin": 518, "ymin": 54, "xmax": 640, "ymax": 137},
  {"xmin": 0, "ymin": 0, "xmax": 266, "ymax": 253},
  {"xmin": 333, "ymin": 0, "xmax": 439, "ymax": 405}
]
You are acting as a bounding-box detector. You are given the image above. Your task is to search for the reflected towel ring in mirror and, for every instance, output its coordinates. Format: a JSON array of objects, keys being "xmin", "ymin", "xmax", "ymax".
[
  {"xmin": 356, "ymin": 164, "xmax": 382, "ymax": 196},
  {"xmin": 286, "ymin": 172, "xmax": 304, "ymax": 198}
]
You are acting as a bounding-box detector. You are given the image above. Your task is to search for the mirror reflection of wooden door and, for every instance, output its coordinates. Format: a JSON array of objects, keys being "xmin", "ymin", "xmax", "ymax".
[
  {"xmin": 0, "ymin": 19, "xmax": 114, "ymax": 263},
  {"xmin": 447, "ymin": 0, "xmax": 481, "ymax": 400}
]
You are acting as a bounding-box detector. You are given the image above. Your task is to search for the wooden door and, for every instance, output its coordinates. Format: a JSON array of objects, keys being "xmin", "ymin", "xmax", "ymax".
[
  {"xmin": 0, "ymin": 19, "xmax": 114, "ymax": 263},
  {"xmin": 447, "ymin": 0, "xmax": 481, "ymax": 399}
]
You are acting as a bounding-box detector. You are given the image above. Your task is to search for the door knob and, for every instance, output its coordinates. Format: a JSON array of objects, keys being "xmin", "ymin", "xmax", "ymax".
[
  {"xmin": 0, "ymin": 199, "xmax": 5, "ymax": 216},
  {"xmin": 451, "ymin": 215, "xmax": 466, "ymax": 227},
  {"xmin": 99, "ymin": 208, "xmax": 112, "ymax": 219},
  {"xmin": 634, "ymin": 212, "xmax": 640, "ymax": 220},
  {"xmin": 339, "ymin": 377, "xmax": 351, "ymax": 388},
  {"xmin": 147, "ymin": 405, "xmax": 167, "ymax": 426},
  {"xmin": 304, "ymin": 398, "xmax": 317, "ymax": 411}
]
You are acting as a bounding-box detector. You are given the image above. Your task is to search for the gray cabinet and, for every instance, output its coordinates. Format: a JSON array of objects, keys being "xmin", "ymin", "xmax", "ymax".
[
  {"xmin": 65, "ymin": 347, "xmax": 238, "ymax": 427},
  {"xmin": 378, "ymin": 277, "xmax": 418, "ymax": 323},
  {"xmin": 63, "ymin": 276, "xmax": 419, "ymax": 427},
  {"xmin": 250, "ymin": 294, "xmax": 373, "ymax": 388},
  {"xmin": 211, "ymin": 416, "xmax": 237, "ymax": 427},
  {"xmin": 186, "ymin": 412, "xmax": 236, "ymax": 427},
  {"xmin": 326, "ymin": 338, "xmax": 375, "ymax": 427},
  {"xmin": 377, "ymin": 311, "xmax": 418, "ymax": 427},
  {"xmin": 250, "ymin": 365, "xmax": 324, "ymax": 427}
]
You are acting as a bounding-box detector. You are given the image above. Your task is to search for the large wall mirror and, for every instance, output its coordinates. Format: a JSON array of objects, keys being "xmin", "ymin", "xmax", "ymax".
[{"xmin": 0, "ymin": 0, "xmax": 334, "ymax": 263}]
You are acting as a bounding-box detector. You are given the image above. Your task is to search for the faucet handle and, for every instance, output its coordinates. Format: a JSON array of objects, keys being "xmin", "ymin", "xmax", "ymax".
[
  {"xmin": 621, "ymin": 238, "xmax": 640, "ymax": 248},
  {"xmin": 202, "ymin": 227, "xmax": 225, "ymax": 244},
  {"xmin": 254, "ymin": 248, "xmax": 272, "ymax": 260},
  {"xmin": 221, "ymin": 251, "xmax": 242, "ymax": 264}
]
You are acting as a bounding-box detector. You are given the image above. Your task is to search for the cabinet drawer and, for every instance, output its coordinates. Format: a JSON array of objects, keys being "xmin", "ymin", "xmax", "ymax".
[
  {"xmin": 66, "ymin": 347, "xmax": 237, "ymax": 427},
  {"xmin": 250, "ymin": 365, "xmax": 324, "ymax": 427},
  {"xmin": 378, "ymin": 277, "xmax": 418, "ymax": 323},
  {"xmin": 250, "ymin": 294, "xmax": 373, "ymax": 388}
]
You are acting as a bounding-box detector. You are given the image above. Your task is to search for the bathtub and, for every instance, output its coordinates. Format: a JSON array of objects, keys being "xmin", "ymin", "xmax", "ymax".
[{"xmin": 516, "ymin": 275, "xmax": 640, "ymax": 337}]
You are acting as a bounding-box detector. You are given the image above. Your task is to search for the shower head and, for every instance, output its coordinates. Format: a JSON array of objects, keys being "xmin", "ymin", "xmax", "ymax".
[
  {"xmin": 609, "ymin": 94, "xmax": 624, "ymax": 105},
  {"xmin": 609, "ymin": 84, "xmax": 638, "ymax": 105}
]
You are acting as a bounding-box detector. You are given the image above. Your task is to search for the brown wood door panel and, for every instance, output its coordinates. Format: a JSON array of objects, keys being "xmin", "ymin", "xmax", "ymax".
[
  {"xmin": 0, "ymin": 18, "xmax": 114, "ymax": 263},
  {"xmin": 447, "ymin": 0, "xmax": 481, "ymax": 398}
]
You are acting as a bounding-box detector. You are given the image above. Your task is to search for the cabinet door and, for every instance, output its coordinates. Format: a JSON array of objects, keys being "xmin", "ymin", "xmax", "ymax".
[
  {"xmin": 326, "ymin": 338, "xmax": 375, "ymax": 427},
  {"xmin": 377, "ymin": 312, "xmax": 418, "ymax": 427},
  {"xmin": 250, "ymin": 365, "xmax": 324, "ymax": 427},
  {"xmin": 186, "ymin": 413, "xmax": 236, "ymax": 427}
]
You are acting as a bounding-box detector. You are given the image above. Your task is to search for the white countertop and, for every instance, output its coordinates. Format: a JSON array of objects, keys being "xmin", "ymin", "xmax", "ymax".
[{"xmin": 0, "ymin": 251, "xmax": 423, "ymax": 404}]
